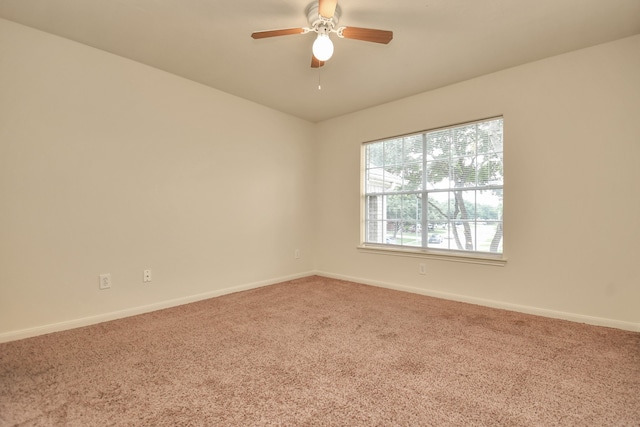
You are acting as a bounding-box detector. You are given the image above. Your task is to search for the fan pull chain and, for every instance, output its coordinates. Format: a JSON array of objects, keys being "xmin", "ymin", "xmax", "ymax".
[{"xmin": 318, "ymin": 66, "xmax": 322, "ymax": 90}]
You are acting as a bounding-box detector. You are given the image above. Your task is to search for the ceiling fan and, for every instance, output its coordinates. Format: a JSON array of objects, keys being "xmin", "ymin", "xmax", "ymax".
[{"xmin": 251, "ymin": 0, "xmax": 393, "ymax": 68}]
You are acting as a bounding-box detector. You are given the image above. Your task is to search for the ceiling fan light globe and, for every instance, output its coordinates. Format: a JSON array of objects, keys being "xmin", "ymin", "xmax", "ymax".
[{"xmin": 312, "ymin": 34, "xmax": 334, "ymax": 61}]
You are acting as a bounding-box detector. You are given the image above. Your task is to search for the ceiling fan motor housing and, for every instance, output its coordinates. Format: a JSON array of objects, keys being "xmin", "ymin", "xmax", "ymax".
[{"xmin": 306, "ymin": 1, "xmax": 341, "ymax": 30}]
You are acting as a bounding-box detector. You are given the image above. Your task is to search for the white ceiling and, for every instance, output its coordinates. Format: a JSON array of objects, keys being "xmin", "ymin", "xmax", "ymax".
[{"xmin": 1, "ymin": 0, "xmax": 639, "ymax": 122}]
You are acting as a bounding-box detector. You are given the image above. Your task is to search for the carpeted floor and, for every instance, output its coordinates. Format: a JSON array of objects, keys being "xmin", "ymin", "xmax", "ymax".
[{"xmin": 1, "ymin": 276, "xmax": 639, "ymax": 426}]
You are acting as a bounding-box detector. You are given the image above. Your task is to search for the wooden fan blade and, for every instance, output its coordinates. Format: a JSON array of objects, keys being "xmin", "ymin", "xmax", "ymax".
[
  {"xmin": 340, "ymin": 27, "xmax": 393, "ymax": 44},
  {"xmin": 318, "ymin": 0, "xmax": 338, "ymax": 19},
  {"xmin": 251, "ymin": 28, "xmax": 306, "ymax": 39},
  {"xmin": 311, "ymin": 55, "xmax": 325, "ymax": 68}
]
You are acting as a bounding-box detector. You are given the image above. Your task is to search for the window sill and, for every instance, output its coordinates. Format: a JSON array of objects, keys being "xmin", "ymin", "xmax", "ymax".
[{"xmin": 357, "ymin": 244, "xmax": 507, "ymax": 266}]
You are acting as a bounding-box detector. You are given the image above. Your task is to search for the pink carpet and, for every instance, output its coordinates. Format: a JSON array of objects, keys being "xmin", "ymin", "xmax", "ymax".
[{"xmin": 1, "ymin": 276, "xmax": 639, "ymax": 425}]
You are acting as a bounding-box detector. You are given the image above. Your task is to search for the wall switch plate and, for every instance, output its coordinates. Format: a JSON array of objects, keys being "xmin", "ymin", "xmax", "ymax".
[
  {"xmin": 419, "ymin": 264, "xmax": 426, "ymax": 275},
  {"xmin": 99, "ymin": 273, "xmax": 111, "ymax": 289},
  {"xmin": 143, "ymin": 269, "xmax": 152, "ymax": 282},
  {"xmin": 294, "ymin": 249, "xmax": 301, "ymax": 259}
]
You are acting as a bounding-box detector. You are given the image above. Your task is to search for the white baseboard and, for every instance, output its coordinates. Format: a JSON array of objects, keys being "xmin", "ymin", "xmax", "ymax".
[
  {"xmin": 3, "ymin": 270, "xmax": 637, "ymax": 343},
  {"xmin": 314, "ymin": 271, "xmax": 640, "ymax": 333},
  {"xmin": 0, "ymin": 271, "xmax": 314, "ymax": 343}
]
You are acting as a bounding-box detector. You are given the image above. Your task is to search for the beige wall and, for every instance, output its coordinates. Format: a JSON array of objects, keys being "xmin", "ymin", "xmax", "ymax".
[
  {"xmin": 314, "ymin": 35, "xmax": 640, "ymax": 330},
  {"xmin": 1, "ymin": 18, "xmax": 639, "ymax": 340},
  {"xmin": 0, "ymin": 19, "xmax": 316, "ymax": 339}
]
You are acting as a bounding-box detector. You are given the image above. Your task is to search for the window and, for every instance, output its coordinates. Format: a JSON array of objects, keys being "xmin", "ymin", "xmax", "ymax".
[{"xmin": 363, "ymin": 117, "xmax": 504, "ymax": 257}]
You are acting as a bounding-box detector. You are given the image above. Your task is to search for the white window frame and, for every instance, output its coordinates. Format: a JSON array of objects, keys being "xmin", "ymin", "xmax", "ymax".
[{"xmin": 359, "ymin": 117, "xmax": 506, "ymax": 266}]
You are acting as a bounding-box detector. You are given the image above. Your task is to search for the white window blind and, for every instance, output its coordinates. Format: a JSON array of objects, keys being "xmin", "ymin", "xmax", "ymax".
[{"xmin": 363, "ymin": 117, "xmax": 504, "ymax": 255}]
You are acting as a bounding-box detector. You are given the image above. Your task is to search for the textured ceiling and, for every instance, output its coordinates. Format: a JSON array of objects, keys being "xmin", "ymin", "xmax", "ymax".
[{"xmin": 1, "ymin": 0, "xmax": 639, "ymax": 122}]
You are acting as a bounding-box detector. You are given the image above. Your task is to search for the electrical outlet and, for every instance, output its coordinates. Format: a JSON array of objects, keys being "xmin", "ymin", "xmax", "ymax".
[
  {"xmin": 419, "ymin": 264, "xmax": 426, "ymax": 275},
  {"xmin": 143, "ymin": 269, "xmax": 152, "ymax": 282},
  {"xmin": 99, "ymin": 273, "xmax": 111, "ymax": 290},
  {"xmin": 294, "ymin": 249, "xmax": 301, "ymax": 259}
]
